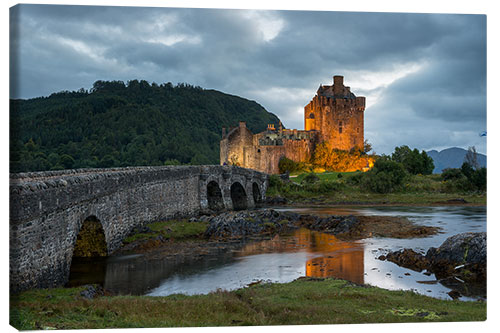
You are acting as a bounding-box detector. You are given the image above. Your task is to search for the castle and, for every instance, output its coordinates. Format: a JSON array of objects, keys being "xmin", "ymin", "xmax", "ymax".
[{"xmin": 220, "ymin": 75, "xmax": 366, "ymax": 174}]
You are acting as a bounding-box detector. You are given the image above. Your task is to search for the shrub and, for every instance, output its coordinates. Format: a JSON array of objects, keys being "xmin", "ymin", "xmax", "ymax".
[
  {"xmin": 458, "ymin": 163, "xmax": 487, "ymax": 192},
  {"xmin": 441, "ymin": 168, "xmax": 464, "ymax": 181},
  {"xmin": 403, "ymin": 174, "xmax": 441, "ymax": 193},
  {"xmin": 269, "ymin": 174, "xmax": 282, "ymax": 188},
  {"xmin": 442, "ymin": 177, "xmax": 474, "ymax": 193},
  {"xmin": 302, "ymin": 172, "xmax": 320, "ymax": 184},
  {"xmin": 363, "ymin": 159, "xmax": 407, "ymax": 193},
  {"xmin": 312, "ymin": 142, "xmax": 374, "ymax": 172},
  {"xmin": 470, "ymin": 167, "xmax": 486, "ymax": 192},
  {"xmin": 440, "ymin": 164, "xmax": 486, "ymax": 193},
  {"xmin": 278, "ymin": 157, "xmax": 304, "ymax": 174},
  {"xmin": 461, "ymin": 162, "xmax": 474, "ymax": 179},
  {"xmin": 317, "ymin": 181, "xmax": 343, "ymax": 193},
  {"xmin": 346, "ymin": 172, "xmax": 365, "ymax": 185}
]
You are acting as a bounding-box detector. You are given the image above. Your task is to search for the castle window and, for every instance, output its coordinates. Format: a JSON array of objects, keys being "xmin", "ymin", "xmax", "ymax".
[
  {"xmin": 257, "ymin": 149, "xmax": 261, "ymax": 153},
  {"xmin": 309, "ymin": 113, "xmax": 315, "ymax": 119},
  {"xmin": 356, "ymin": 127, "xmax": 359, "ymax": 133},
  {"xmin": 339, "ymin": 121, "xmax": 343, "ymax": 134}
]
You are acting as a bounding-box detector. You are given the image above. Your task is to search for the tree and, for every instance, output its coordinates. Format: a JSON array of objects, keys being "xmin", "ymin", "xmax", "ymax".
[
  {"xmin": 10, "ymin": 79, "xmax": 281, "ymax": 172},
  {"xmin": 461, "ymin": 162, "xmax": 486, "ymax": 192},
  {"xmin": 464, "ymin": 146, "xmax": 480, "ymax": 170},
  {"xmin": 363, "ymin": 140, "xmax": 373, "ymax": 154},
  {"xmin": 471, "ymin": 167, "xmax": 487, "ymax": 191},
  {"xmin": 461, "ymin": 162, "xmax": 474, "ymax": 180},
  {"xmin": 420, "ymin": 150, "xmax": 435, "ymax": 175},
  {"xmin": 391, "ymin": 145, "xmax": 434, "ymax": 175},
  {"xmin": 391, "ymin": 145, "xmax": 412, "ymax": 164},
  {"xmin": 59, "ymin": 154, "xmax": 75, "ymax": 169},
  {"xmin": 190, "ymin": 153, "xmax": 211, "ymax": 165}
]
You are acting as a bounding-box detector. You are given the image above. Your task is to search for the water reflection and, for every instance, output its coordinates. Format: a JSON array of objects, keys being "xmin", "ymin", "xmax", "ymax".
[
  {"xmin": 306, "ymin": 250, "xmax": 364, "ymax": 284},
  {"xmin": 146, "ymin": 228, "xmax": 365, "ymax": 296},
  {"xmin": 234, "ymin": 229, "xmax": 365, "ymax": 284},
  {"xmin": 68, "ymin": 250, "xmax": 239, "ymax": 295},
  {"xmin": 67, "ymin": 206, "xmax": 486, "ymax": 301}
]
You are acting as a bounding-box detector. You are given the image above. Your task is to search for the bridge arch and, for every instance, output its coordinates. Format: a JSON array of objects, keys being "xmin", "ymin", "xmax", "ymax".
[
  {"xmin": 252, "ymin": 182, "xmax": 262, "ymax": 205},
  {"xmin": 207, "ymin": 180, "xmax": 225, "ymax": 212},
  {"xmin": 72, "ymin": 215, "xmax": 108, "ymax": 258},
  {"xmin": 230, "ymin": 182, "xmax": 248, "ymax": 210}
]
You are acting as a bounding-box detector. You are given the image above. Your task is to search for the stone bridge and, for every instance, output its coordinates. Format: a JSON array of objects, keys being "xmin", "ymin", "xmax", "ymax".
[{"xmin": 9, "ymin": 165, "xmax": 268, "ymax": 292}]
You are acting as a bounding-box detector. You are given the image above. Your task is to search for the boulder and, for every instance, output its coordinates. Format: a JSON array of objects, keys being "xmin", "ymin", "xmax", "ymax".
[
  {"xmin": 426, "ymin": 232, "xmax": 486, "ymax": 279},
  {"xmin": 80, "ymin": 284, "xmax": 103, "ymax": 299},
  {"xmin": 426, "ymin": 232, "xmax": 486, "ymax": 266},
  {"xmin": 378, "ymin": 249, "xmax": 429, "ymax": 272},
  {"xmin": 378, "ymin": 232, "xmax": 486, "ymax": 284}
]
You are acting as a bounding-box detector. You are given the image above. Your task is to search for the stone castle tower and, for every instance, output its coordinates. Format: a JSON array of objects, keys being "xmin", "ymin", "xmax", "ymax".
[
  {"xmin": 305, "ymin": 75, "xmax": 365, "ymax": 151},
  {"xmin": 220, "ymin": 75, "xmax": 366, "ymax": 174}
]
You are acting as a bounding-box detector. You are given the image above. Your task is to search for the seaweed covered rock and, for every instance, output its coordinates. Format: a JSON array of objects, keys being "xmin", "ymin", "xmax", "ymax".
[
  {"xmin": 299, "ymin": 215, "xmax": 362, "ymax": 236},
  {"xmin": 204, "ymin": 209, "xmax": 300, "ymax": 239},
  {"xmin": 426, "ymin": 232, "xmax": 486, "ymax": 266},
  {"xmin": 378, "ymin": 232, "xmax": 486, "ymax": 284},
  {"xmin": 426, "ymin": 232, "xmax": 486, "ymax": 280},
  {"xmin": 378, "ymin": 249, "xmax": 429, "ymax": 272}
]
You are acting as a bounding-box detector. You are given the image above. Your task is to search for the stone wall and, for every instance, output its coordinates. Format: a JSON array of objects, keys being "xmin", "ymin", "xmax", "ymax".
[
  {"xmin": 220, "ymin": 122, "xmax": 254, "ymax": 167},
  {"xmin": 249, "ymin": 145, "xmax": 286, "ymax": 174},
  {"xmin": 283, "ymin": 138, "xmax": 316, "ymax": 164},
  {"xmin": 304, "ymin": 94, "xmax": 365, "ymax": 151},
  {"xmin": 10, "ymin": 165, "xmax": 268, "ymax": 292}
]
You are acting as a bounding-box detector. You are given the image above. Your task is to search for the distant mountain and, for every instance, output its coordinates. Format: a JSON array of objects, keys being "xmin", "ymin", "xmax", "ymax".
[
  {"xmin": 426, "ymin": 147, "xmax": 487, "ymax": 173},
  {"xmin": 10, "ymin": 80, "xmax": 281, "ymax": 172}
]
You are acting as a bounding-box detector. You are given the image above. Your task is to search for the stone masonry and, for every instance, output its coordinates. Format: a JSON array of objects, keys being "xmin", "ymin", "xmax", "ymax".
[{"xmin": 10, "ymin": 165, "xmax": 268, "ymax": 292}]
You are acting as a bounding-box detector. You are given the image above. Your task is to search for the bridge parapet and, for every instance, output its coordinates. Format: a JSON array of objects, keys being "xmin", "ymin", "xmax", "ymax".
[{"xmin": 10, "ymin": 165, "xmax": 268, "ymax": 292}]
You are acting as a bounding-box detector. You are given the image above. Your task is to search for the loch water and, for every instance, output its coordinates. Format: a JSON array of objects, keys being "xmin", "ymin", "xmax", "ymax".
[{"xmin": 67, "ymin": 206, "xmax": 486, "ymax": 301}]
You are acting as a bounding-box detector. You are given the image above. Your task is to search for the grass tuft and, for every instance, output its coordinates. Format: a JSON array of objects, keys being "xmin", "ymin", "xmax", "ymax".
[{"xmin": 10, "ymin": 278, "xmax": 486, "ymax": 329}]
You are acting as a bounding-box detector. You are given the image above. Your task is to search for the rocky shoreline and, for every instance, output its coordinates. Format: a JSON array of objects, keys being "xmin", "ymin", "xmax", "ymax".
[
  {"xmin": 378, "ymin": 232, "xmax": 486, "ymax": 299},
  {"xmin": 118, "ymin": 208, "xmax": 441, "ymax": 258},
  {"xmin": 202, "ymin": 209, "xmax": 440, "ymax": 240}
]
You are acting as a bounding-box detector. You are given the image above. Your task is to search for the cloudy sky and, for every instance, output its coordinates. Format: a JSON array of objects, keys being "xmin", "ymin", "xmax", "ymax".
[{"xmin": 9, "ymin": 3, "xmax": 487, "ymax": 155}]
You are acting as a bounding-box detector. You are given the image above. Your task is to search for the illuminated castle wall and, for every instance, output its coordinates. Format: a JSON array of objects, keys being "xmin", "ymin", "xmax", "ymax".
[{"xmin": 220, "ymin": 75, "xmax": 365, "ymax": 174}]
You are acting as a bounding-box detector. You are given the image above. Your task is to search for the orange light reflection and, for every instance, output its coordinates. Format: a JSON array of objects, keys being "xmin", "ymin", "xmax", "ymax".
[{"xmin": 236, "ymin": 228, "xmax": 364, "ymax": 284}]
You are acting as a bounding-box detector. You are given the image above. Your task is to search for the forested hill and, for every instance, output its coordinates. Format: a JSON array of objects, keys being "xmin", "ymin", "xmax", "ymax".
[{"xmin": 10, "ymin": 80, "xmax": 281, "ymax": 173}]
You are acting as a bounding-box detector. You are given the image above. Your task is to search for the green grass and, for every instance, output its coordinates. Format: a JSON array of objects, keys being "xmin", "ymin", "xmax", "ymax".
[
  {"xmin": 122, "ymin": 219, "xmax": 208, "ymax": 244},
  {"xmin": 268, "ymin": 172, "xmax": 486, "ymax": 206},
  {"xmin": 10, "ymin": 278, "xmax": 486, "ymax": 329},
  {"xmin": 292, "ymin": 171, "xmax": 355, "ymax": 183}
]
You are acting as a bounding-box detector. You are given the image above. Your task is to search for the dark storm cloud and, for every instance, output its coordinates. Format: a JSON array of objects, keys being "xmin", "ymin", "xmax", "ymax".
[{"xmin": 10, "ymin": 4, "xmax": 486, "ymax": 154}]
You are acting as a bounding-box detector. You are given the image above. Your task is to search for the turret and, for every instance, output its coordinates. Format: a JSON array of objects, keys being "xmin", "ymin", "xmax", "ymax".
[
  {"xmin": 355, "ymin": 96, "xmax": 366, "ymax": 108},
  {"xmin": 333, "ymin": 75, "xmax": 344, "ymax": 96}
]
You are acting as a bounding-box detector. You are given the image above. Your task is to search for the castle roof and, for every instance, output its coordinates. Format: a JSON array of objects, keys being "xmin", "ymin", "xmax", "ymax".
[{"xmin": 317, "ymin": 85, "xmax": 356, "ymax": 99}]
